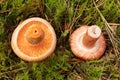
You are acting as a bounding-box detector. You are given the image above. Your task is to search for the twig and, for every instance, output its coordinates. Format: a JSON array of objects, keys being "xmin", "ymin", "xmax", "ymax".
[
  {"xmin": 70, "ymin": 0, "xmax": 81, "ymax": 31},
  {"xmin": 108, "ymin": 23, "xmax": 120, "ymax": 26},
  {"xmin": 69, "ymin": 72, "xmax": 84, "ymax": 80},
  {"xmin": 0, "ymin": 67, "xmax": 26, "ymax": 77},
  {"xmin": 0, "ymin": 10, "xmax": 9, "ymax": 14},
  {"xmin": 93, "ymin": 0, "xmax": 120, "ymax": 57}
]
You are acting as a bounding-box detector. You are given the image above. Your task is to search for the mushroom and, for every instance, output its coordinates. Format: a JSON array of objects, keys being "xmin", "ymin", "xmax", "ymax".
[
  {"xmin": 11, "ymin": 17, "xmax": 56, "ymax": 62},
  {"xmin": 70, "ymin": 25, "xmax": 106, "ymax": 60}
]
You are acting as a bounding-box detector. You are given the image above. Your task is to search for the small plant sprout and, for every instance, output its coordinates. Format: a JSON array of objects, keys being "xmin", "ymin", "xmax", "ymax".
[
  {"xmin": 70, "ymin": 25, "xmax": 106, "ymax": 60},
  {"xmin": 11, "ymin": 17, "xmax": 57, "ymax": 62}
]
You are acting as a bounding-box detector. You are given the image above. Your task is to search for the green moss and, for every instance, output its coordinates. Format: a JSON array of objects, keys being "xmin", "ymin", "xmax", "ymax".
[{"xmin": 0, "ymin": 0, "xmax": 120, "ymax": 79}]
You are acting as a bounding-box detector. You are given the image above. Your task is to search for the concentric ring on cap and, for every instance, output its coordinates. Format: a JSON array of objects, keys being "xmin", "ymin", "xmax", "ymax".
[{"xmin": 11, "ymin": 17, "xmax": 56, "ymax": 62}]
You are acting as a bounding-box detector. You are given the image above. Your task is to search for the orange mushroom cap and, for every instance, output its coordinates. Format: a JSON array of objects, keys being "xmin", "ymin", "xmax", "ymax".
[
  {"xmin": 11, "ymin": 17, "xmax": 56, "ymax": 62},
  {"xmin": 70, "ymin": 25, "xmax": 106, "ymax": 60}
]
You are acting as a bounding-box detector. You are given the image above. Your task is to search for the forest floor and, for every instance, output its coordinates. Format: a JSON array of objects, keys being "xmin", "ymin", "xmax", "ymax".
[{"xmin": 0, "ymin": 0, "xmax": 120, "ymax": 80}]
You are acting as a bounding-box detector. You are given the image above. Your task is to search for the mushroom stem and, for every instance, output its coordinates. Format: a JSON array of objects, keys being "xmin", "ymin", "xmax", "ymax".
[
  {"xmin": 82, "ymin": 25, "xmax": 101, "ymax": 48},
  {"xmin": 25, "ymin": 25, "xmax": 44, "ymax": 44}
]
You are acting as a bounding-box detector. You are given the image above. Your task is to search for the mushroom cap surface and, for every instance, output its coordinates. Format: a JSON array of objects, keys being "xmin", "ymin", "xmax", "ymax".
[
  {"xmin": 11, "ymin": 17, "xmax": 56, "ymax": 62},
  {"xmin": 70, "ymin": 25, "xmax": 106, "ymax": 60}
]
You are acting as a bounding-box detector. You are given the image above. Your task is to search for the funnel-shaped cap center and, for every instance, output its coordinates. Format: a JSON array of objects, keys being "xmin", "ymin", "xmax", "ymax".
[{"xmin": 25, "ymin": 25, "xmax": 44, "ymax": 44}]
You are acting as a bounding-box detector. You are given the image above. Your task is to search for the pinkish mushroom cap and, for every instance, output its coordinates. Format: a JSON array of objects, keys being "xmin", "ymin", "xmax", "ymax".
[{"xmin": 70, "ymin": 25, "xmax": 106, "ymax": 60}]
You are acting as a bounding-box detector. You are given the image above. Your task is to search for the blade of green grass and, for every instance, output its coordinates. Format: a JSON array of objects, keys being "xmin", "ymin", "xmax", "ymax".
[{"xmin": 93, "ymin": 0, "xmax": 120, "ymax": 57}]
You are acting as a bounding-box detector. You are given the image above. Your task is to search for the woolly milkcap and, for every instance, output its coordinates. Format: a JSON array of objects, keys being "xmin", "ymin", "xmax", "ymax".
[
  {"xmin": 11, "ymin": 17, "xmax": 56, "ymax": 62},
  {"xmin": 70, "ymin": 25, "xmax": 106, "ymax": 60}
]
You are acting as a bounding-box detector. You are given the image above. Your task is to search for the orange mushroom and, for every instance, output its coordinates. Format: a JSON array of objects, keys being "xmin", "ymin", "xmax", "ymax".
[
  {"xmin": 70, "ymin": 25, "xmax": 106, "ymax": 60},
  {"xmin": 11, "ymin": 17, "xmax": 56, "ymax": 62}
]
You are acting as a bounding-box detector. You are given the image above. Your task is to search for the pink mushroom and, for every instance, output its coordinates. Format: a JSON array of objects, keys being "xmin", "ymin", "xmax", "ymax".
[{"xmin": 70, "ymin": 25, "xmax": 106, "ymax": 60}]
